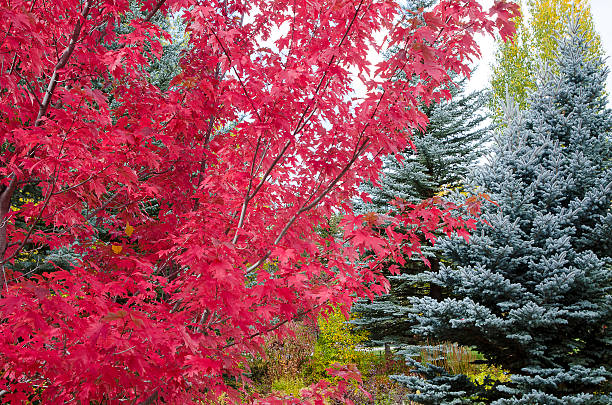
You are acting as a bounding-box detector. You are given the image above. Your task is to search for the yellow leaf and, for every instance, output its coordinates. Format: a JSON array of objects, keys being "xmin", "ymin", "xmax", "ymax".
[
  {"xmin": 125, "ymin": 223, "xmax": 134, "ymax": 237},
  {"xmin": 112, "ymin": 245, "xmax": 123, "ymax": 254}
]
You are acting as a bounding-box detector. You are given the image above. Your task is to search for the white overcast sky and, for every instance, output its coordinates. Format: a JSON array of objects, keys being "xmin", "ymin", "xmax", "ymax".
[{"xmin": 467, "ymin": 0, "xmax": 612, "ymax": 101}]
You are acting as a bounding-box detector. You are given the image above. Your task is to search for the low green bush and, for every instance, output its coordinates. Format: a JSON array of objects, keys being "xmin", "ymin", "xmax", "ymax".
[
  {"xmin": 302, "ymin": 305, "xmax": 372, "ymax": 382},
  {"xmin": 270, "ymin": 376, "xmax": 307, "ymax": 398}
]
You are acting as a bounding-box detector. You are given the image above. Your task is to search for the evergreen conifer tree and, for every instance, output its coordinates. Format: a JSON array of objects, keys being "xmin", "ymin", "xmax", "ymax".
[
  {"xmin": 352, "ymin": 78, "xmax": 489, "ymax": 346},
  {"xmin": 399, "ymin": 18, "xmax": 612, "ymax": 404}
]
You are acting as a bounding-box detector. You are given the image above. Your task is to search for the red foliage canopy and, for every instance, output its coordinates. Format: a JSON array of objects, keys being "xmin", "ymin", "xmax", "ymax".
[{"xmin": 0, "ymin": 0, "xmax": 517, "ymax": 402}]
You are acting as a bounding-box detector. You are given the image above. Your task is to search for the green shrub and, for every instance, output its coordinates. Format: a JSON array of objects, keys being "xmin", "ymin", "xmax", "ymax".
[
  {"xmin": 303, "ymin": 305, "xmax": 372, "ymax": 381},
  {"xmin": 467, "ymin": 364, "xmax": 511, "ymax": 389},
  {"xmin": 270, "ymin": 377, "xmax": 307, "ymax": 398}
]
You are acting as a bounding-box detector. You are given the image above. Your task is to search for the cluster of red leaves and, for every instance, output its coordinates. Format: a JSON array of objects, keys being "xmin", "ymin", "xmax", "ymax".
[{"xmin": 0, "ymin": 0, "xmax": 517, "ymax": 403}]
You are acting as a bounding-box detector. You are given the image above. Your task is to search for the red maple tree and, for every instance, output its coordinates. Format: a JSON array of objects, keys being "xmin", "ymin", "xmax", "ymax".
[{"xmin": 0, "ymin": 0, "xmax": 517, "ymax": 403}]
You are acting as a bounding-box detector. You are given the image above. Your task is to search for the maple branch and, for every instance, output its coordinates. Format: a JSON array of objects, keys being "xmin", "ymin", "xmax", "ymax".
[
  {"xmin": 193, "ymin": 63, "xmax": 225, "ymax": 211},
  {"xmin": 253, "ymin": 139, "xmax": 271, "ymax": 178},
  {"xmin": 233, "ymin": 0, "xmax": 395, "ymax": 268},
  {"xmin": 236, "ymin": 0, "xmax": 369, "ymax": 234},
  {"xmin": 143, "ymin": 0, "xmax": 166, "ymax": 22},
  {"xmin": 222, "ymin": 304, "xmax": 322, "ymax": 349},
  {"xmin": 16, "ymin": 73, "xmax": 43, "ymax": 108},
  {"xmin": 245, "ymin": 137, "xmax": 370, "ymax": 274},
  {"xmin": 51, "ymin": 163, "xmax": 113, "ymax": 196},
  {"xmin": 294, "ymin": 0, "xmax": 365, "ymax": 134},
  {"xmin": 231, "ymin": 0, "xmax": 368, "ymax": 244},
  {"xmin": 233, "ymin": 67, "xmax": 263, "ymax": 122},
  {"xmin": 300, "ymin": 140, "xmax": 369, "ymax": 214},
  {"xmin": 274, "ymin": 138, "xmax": 370, "ymax": 245},
  {"xmin": 248, "ymin": 139, "xmax": 291, "ymax": 202},
  {"xmin": 113, "ymin": 345, "xmax": 136, "ymax": 355},
  {"xmin": 0, "ymin": 126, "xmax": 69, "ymax": 270},
  {"xmin": 3, "ymin": 1, "xmax": 37, "ymax": 76},
  {"xmin": 300, "ymin": 174, "xmax": 325, "ymax": 207},
  {"xmin": 231, "ymin": 135, "xmax": 263, "ymax": 243},
  {"xmin": 6, "ymin": 53, "xmax": 19, "ymax": 76},
  {"xmin": 0, "ymin": 176, "xmax": 17, "ymax": 257},
  {"xmin": 293, "ymin": 105, "xmax": 319, "ymax": 136},
  {"xmin": 136, "ymin": 390, "xmax": 159, "ymax": 405},
  {"xmin": 0, "ymin": 23, "xmax": 14, "ymax": 55},
  {"xmin": 232, "ymin": 139, "xmax": 291, "ymax": 244},
  {"xmin": 232, "ymin": 0, "xmax": 366, "ymax": 241},
  {"xmin": 289, "ymin": 0, "xmax": 297, "ymax": 59},
  {"xmin": 209, "ymin": 28, "xmax": 263, "ymax": 123},
  {"xmin": 86, "ymin": 191, "xmax": 120, "ymax": 221},
  {"xmin": 3, "ymin": 260, "xmax": 50, "ymax": 283},
  {"xmin": 193, "ymin": 117, "xmax": 216, "ymax": 211},
  {"xmin": 36, "ymin": 0, "xmax": 93, "ymax": 125}
]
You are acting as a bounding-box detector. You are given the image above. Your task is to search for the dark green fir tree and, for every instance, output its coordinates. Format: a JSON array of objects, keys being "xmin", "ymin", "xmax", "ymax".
[
  {"xmin": 399, "ymin": 18, "xmax": 612, "ymax": 404},
  {"xmin": 351, "ymin": 76, "xmax": 490, "ymax": 347}
]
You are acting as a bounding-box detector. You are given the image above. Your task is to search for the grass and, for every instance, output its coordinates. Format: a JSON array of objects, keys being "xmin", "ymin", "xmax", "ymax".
[
  {"xmin": 418, "ymin": 340, "xmax": 484, "ymax": 375},
  {"xmin": 417, "ymin": 340, "xmax": 510, "ymax": 390}
]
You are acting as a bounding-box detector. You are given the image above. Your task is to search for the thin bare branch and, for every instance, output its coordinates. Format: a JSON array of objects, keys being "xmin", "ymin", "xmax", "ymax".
[
  {"xmin": 232, "ymin": 139, "xmax": 291, "ymax": 244},
  {"xmin": 51, "ymin": 163, "xmax": 112, "ymax": 196},
  {"xmin": 222, "ymin": 304, "xmax": 321, "ymax": 349}
]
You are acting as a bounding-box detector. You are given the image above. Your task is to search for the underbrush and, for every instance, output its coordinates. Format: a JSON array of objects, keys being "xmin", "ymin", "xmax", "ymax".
[
  {"xmin": 246, "ymin": 309, "xmax": 509, "ymax": 404},
  {"xmin": 415, "ymin": 340, "xmax": 510, "ymax": 390},
  {"xmin": 246, "ymin": 307, "xmax": 416, "ymax": 403}
]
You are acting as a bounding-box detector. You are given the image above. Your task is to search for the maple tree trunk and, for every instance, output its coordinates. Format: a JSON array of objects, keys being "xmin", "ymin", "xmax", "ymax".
[
  {"xmin": 0, "ymin": 0, "xmax": 93, "ymax": 276},
  {"xmin": 0, "ymin": 177, "xmax": 16, "ymax": 289}
]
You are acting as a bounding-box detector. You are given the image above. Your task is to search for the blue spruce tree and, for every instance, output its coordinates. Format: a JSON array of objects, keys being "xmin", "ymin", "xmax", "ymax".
[{"xmin": 399, "ymin": 18, "xmax": 612, "ymax": 404}]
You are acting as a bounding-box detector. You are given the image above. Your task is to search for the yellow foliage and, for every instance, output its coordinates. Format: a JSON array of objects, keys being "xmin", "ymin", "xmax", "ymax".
[
  {"xmin": 434, "ymin": 186, "xmax": 450, "ymax": 197},
  {"xmin": 528, "ymin": 0, "xmax": 602, "ymax": 64},
  {"xmin": 125, "ymin": 223, "xmax": 134, "ymax": 237},
  {"xmin": 313, "ymin": 305, "xmax": 368, "ymax": 367},
  {"xmin": 490, "ymin": 0, "xmax": 604, "ymax": 123},
  {"xmin": 468, "ymin": 365, "xmax": 511, "ymax": 389},
  {"xmin": 490, "ymin": 3, "xmax": 536, "ymax": 120},
  {"xmin": 270, "ymin": 377, "xmax": 307, "ymax": 398}
]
